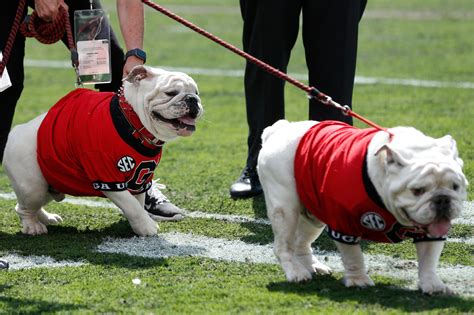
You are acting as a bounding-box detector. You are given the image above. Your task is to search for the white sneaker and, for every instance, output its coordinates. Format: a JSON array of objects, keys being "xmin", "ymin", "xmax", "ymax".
[{"xmin": 144, "ymin": 180, "xmax": 185, "ymax": 221}]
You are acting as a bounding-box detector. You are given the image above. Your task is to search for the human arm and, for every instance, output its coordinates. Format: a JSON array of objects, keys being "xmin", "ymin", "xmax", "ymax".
[
  {"xmin": 116, "ymin": 0, "xmax": 145, "ymax": 76},
  {"xmin": 34, "ymin": 0, "xmax": 68, "ymax": 22}
]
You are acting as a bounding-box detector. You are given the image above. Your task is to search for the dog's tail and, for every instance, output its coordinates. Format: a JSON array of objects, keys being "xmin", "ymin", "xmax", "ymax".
[{"xmin": 261, "ymin": 119, "xmax": 290, "ymax": 144}]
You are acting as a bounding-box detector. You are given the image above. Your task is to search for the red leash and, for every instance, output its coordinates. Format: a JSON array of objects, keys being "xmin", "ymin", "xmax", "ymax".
[
  {"xmin": 0, "ymin": 1, "xmax": 78, "ymax": 78},
  {"xmin": 0, "ymin": 0, "xmax": 27, "ymax": 77},
  {"xmin": 141, "ymin": 0, "xmax": 388, "ymax": 132}
]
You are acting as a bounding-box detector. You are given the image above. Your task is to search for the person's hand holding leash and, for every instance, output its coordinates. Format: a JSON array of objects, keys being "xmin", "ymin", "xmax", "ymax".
[{"xmin": 34, "ymin": 0, "xmax": 68, "ymax": 22}]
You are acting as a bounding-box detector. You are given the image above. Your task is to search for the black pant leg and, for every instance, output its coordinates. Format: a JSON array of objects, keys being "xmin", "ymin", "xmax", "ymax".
[
  {"xmin": 303, "ymin": 0, "xmax": 367, "ymax": 124},
  {"xmin": 0, "ymin": 1, "xmax": 27, "ymax": 163},
  {"xmin": 64, "ymin": 0, "xmax": 124, "ymax": 92},
  {"xmin": 240, "ymin": 0, "xmax": 302, "ymax": 169}
]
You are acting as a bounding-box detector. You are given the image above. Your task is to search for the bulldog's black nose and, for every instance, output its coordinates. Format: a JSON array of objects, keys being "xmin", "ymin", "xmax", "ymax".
[
  {"xmin": 431, "ymin": 194, "xmax": 451, "ymax": 216},
  {"xmin": 185, "ymin": 95, "xmax": 200, "ymax": 118}
]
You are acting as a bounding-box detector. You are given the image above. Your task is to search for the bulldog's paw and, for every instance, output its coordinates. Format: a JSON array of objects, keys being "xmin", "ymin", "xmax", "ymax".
[
  {"xmin": 130, "ymin": 216, "xmax": 158, "ymax": 236},
  {"xmin": 312, "ymin": 259, "xmax": 332, "ymax": 275},
  {"xmin": 419, "ymin": 275, "xmax": 455, "ymax": 295},
  {"xmin": 21, "ymin": 220, "xmax": 48, "ymax": 235},
  {"xmin": 296, "ymin": 254, "xmax": 332, "ymax": 275},
  {"xmin": 38, "ymin": 208, "xmax": 63, "ymax": 225},
  {"xmin": 342, "ymin": 273, "xmax": 375, "ymax": 288},
  {"xmin": 281, "ymin": 260, "xmax": 313, "ymax": 283}
]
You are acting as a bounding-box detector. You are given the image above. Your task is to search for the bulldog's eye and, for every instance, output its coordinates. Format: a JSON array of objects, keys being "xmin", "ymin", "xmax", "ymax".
[
  {"xmin": 411, "ymin": 188, "xmax": 426, "ymax": 196},
  {"xmin": 452, "ymin": 183, "xmax": 459, "ymax": 191},
  {"xmin": 165, "ymin": 91, "xmax": 179, "ymax": 97}
]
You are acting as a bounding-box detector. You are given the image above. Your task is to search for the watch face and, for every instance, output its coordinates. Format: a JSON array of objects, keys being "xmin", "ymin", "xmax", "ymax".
[
  {"xmin": 127, "ymin": 49, "xmax": 146, "ymax": 62},
  {"xmin": 136, "ymin": 50, "xmax": 146, "ymax": 59}
]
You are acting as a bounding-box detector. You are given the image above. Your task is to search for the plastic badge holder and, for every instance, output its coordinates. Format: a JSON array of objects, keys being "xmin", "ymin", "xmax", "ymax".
[
  {"xmin": 74, "ymin": 9, "xmax": 111, "ymax": 85},
  {"xmin": 0, "ymin": 52, "xmax": 12, "ymax": 93}
]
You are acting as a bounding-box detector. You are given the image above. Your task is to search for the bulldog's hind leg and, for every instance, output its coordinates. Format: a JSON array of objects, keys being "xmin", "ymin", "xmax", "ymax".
[
  {"xmin": 269, "ymin": 204, "xmax": 313, "ymax": 282},
  {"xmin": 12, "ymin": 178, "xmax": 62, "ymax": 235},
  {"xmin": 3, "ymin": 114, "xmax": 62, "ymax": 235},
  {"xmin": 263, "ymin": 180, "xmax": 314, "ymax": 282},
  {"xmin": 259, "ymin": 120, "xmax": 321, "ymax": 282},
  {"xmin": 11, "ymin": 176, "xmax": 62, "ymax": 235},
  {"xmin": 294, "ymin": 214, "xmax": 331, "ymax": 275}
]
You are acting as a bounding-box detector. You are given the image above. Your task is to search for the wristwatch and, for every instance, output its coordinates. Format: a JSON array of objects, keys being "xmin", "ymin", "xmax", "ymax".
[{"xmin": 125, "ymin": 48, "xmax": 147, "ymax": 63}]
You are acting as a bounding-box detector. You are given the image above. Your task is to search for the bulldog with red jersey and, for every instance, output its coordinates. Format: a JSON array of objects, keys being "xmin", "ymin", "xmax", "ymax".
[
  {"xmin": 3, "ymin": 66, "xmax": 202, "ymax": 237},
  {"xmin": 257, "ymin": 119, "xmax": 468, "ymax": 294}
]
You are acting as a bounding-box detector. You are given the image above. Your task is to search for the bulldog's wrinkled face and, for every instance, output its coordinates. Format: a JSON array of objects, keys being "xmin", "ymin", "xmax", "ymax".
[
  {"xmin": 123, "ymin": 66, "xmax": 203, "ymax": 142},
  {"xmin": 377, "ymin": 127, "xmax": 468, "ymax": 237}
]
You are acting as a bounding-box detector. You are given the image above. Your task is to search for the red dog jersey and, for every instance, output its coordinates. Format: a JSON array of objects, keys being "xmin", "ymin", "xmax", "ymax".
[
  {"xmin": 294, "ymin": 121, "xmax": 442, "ymax": 244},
  {"xmin": 37, "ymin": 88, "xmax": 162, "ymax": 197}
]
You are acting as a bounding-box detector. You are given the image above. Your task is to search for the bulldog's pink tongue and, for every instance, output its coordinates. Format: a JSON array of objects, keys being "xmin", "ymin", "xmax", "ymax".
[
  {"xmin": 427, "ymin": 217, "xmax": 451, "ymax": 237},
  {"xmin": 176, "ymin": 116, "xmax": 196, "ymax": 137},
  {"xmin": 179, "ymin": 116, "xmax": 196, "ymax": 126}
]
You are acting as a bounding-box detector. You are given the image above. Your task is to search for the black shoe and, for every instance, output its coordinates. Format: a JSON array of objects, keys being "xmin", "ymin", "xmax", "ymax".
[
  {"xmin": 230, "ymin": 166, "xmax": 263, "ymax": 199},
  {"xmin": 0, "ymin": 260, "xmax": 9, "ymax": 270}
]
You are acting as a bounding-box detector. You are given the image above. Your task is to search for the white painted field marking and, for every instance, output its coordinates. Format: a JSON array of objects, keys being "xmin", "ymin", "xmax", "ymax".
[
  {"xmin": 24, "ymin": 59, "xmax": 474, "ymax": 89},
  {"xmin": 1, "ymin": 254, "xmax": 86, "ymax": 270},
  {"xmin": 3, "ymin": 231, "xmax": 471, "ymax": 296},
  {"xmin": 97, "ymin": 232, "xmax": 474, "ymax": 297}
]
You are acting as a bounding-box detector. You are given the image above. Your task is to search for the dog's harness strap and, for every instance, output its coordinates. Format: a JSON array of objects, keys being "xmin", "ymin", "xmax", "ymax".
[{"xmin": 117, "ymin": 89, "xmax": 164, "ymax": 149}]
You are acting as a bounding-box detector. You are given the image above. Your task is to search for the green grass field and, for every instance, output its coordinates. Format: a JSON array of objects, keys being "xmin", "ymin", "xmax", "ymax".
[{"xmin": 0, "ymin": 0, "xmax": 473, "ymax": 313}]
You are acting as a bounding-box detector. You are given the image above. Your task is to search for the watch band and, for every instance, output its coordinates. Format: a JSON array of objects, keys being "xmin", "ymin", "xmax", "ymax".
[{"xmin": 125, "ymin": 48, "xmax": 147, "ymax": 63}]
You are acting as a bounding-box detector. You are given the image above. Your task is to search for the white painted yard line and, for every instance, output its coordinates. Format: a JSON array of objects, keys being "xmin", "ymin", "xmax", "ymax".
[
  {"xmin": 0, "ymin": 191, "xmax": 473, "ymax": 228},
  {"xmin": 3, "ymin": 231, "xmax": 472, "ymax": 296},
  {"xmin": 1, "ymin": 254, "xmax": 86, "ymax": 270},
  {"xmin": 24, "ymin": 59, "xmax": 474, "ymax": 89},
  {"xmin": 448, "ymin": 238, "xmax": 474, "ymax": 245},
  {"xmin": 97, "ymin": 232, "xmax": 474, "ymax": 297}
]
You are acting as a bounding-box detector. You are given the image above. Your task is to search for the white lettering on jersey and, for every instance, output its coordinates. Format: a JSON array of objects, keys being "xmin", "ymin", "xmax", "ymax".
[
  {"xmin": 361, "ymin": 212, "xmax": 386, "ymax": 231},
  {"xmin": 117, "ymin": 156, "xmax": 136, "ymax": 173}
]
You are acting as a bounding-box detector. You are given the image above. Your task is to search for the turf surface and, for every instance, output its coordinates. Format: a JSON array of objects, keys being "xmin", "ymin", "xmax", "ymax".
[{"xmin": 0, "ymin": 0, "xmax": 473, "ymax": 313}]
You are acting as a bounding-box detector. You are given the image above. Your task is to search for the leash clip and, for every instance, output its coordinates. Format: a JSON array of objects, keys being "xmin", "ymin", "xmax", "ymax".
[
  {"xmin": 341, "ymin": 105, "xmax": 351, "ymax": 116},
  {"xmin": 74, "ymin": 65, "xmax": 83, "ymax": 88},
  {"xmin": 71, "ymin": 48, "xmax": 83, "ymax": 87}
]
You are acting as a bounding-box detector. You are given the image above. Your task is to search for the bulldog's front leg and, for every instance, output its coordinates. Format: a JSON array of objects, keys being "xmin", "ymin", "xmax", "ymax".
[
  {"xmin": 103, "ymin": 191, "xmax": 157, "ymax": 236},
  {"xmin": 416, "ymin": 241, "xmax": 453, "ymax": 295},
  {"xmin": 334, "ymin": 241, "xmax": 374, "ymax": 287}
]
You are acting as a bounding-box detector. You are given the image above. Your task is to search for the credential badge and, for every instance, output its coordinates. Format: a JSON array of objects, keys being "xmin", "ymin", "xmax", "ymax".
[
  {"xmin": 117, "ymin": 156, "xmax": 136, "ymax": 173},
  {"xmin": 361, "ymin": 212, "xmax": 386, "ymax": 231}
]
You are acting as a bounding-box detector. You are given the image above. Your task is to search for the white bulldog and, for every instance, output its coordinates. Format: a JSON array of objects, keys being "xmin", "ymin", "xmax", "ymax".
[
  {"xmin": 257, "ymin": 120, "xmax": 468, "ymax": 294},
  {"xmin": 3, "ymin": 66, "xmax": 203, "ymax": 237}
]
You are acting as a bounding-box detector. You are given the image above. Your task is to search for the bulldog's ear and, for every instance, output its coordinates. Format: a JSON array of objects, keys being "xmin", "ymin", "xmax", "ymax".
[
  {"xmin": 375, "ymin": 144, "xmax": 408, "ymax": 167},
  {"xmin": 436, "ymin": 135, "xmax": 458, "ymax": 154},
  {"xmin": 124, "ymin": 65, "xmax": 149, "ymax": 84},
  {"xmin": 437, "ymin": 135, "xmax": 464, "ymax": 167}
]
